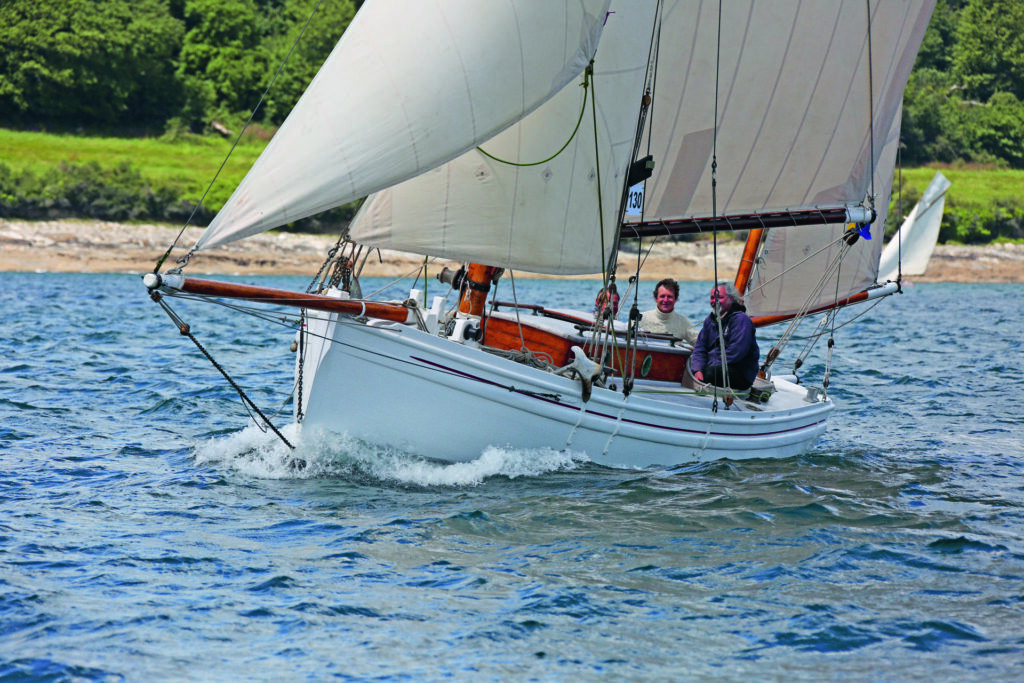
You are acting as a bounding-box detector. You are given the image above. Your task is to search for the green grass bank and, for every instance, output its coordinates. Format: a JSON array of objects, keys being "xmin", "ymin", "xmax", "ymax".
[{"xmin": 2, "ymin": 129, "xmax": 1023, "ymax": 243}]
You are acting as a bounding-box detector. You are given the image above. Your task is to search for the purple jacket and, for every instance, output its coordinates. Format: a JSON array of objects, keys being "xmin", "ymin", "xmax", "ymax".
[{"xmin": 690, "ymin": 304, "xmax": 760, "ymax": 385}]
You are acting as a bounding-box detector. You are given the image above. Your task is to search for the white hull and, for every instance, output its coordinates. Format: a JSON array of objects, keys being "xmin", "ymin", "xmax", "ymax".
[{"xmin": 297, "ymin": 312, "xmax": 833, "ymax": 468}]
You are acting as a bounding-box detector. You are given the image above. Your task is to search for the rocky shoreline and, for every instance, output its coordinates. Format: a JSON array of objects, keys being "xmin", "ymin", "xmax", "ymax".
[{"xmin": 1, "ymin": 218, "xmax": 1022, "ymax": 282}]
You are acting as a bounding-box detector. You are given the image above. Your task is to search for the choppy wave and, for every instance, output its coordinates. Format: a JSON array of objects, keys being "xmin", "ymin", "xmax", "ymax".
[{"xmin": 2, "ymin": 274, "xmax": 1024, "ymax": 680}]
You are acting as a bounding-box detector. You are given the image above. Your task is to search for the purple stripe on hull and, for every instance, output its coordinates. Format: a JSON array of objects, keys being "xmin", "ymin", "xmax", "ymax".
[{"xmin": 410, "ymin": 356, "xmax": 826, "ymax": 439}]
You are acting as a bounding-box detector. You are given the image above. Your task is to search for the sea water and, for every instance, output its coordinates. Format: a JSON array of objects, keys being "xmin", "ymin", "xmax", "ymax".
[{"xmin": 1, "ymin": 272, "xmax": 1023, "ymax": 681}]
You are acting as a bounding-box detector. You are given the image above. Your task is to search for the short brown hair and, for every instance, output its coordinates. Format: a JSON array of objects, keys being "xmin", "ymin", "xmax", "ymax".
[{"xmin": 653, "ymin": 278, "xmax": 679, "ymax": 299}]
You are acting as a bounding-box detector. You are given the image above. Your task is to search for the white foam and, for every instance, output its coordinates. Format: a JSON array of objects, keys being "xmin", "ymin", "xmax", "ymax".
[
  {"xmin": 191, "ymin": 425, "xmax": 588, "ymax": 486},
  {"xmin": 192, "ymin": 423, "xmax": 308, "ymax": 479}
]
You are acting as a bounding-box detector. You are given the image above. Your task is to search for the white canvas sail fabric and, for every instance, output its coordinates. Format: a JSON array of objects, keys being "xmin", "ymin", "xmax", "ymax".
[
  {"xmin": 662, "ymin": 0, "xmax": 936, "ymax": 317},
  {"xmin": 195, "ymin": 0, "xmax": 612, "ymax": 251},
  {"xmin": 745, "ymin": 107, "xmax": 903, "ymax": 318},
  {"xmin": 636, "ymin": 1, "xmax": 932, "ymax": 223},
  {"xmin": 349, "ymin": 2, "xmax": 657, "ymax": 274},
  {"xmin": 877, "ymin": 171, "xmax": 950, "ymax": 280},
  {"xmin": 352, "ymin": 0, "xmax": 932, "ymax": 284}
]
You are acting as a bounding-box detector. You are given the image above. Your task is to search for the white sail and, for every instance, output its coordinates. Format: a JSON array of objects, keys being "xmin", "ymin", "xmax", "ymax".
[
  {"xmin": 149, "ymin": 0, "xmax": 939, "ymax": 467},
  {"xmin": 349, "ymin": 2, "xmax": 656, "ymax": 274},
  {"xmin": 195, "ymin": 0, "xmax": 612, "ymax": 251},
  {"xmin": 877, "ymin": 171, "xmax": 950, "ymax": 280},
  {"xmin": 638, "ymin": 0, "xmax": 931, "ymax": 221},
  {"xmin": 745, "ymin": 107, "xmax": 903, "ymax": 317},
  {"xmin": 671, "ymin": 0, "xmax": 936, "ymax": 318},
  {"xmin": 352, "ymin": 0, "xmax": 933, "ymax": 284}
]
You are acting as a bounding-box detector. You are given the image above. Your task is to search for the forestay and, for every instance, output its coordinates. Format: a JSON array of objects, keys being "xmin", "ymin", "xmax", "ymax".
[{"xmin": 195, "ymin": 0, "xmax": 612, "ymax": 251}]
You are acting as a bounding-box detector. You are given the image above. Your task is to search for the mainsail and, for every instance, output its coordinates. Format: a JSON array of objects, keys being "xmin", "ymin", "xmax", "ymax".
[
  {"xmin": 622, "ymin": 0, "xmax": 934, "ymax": 318},
  {"xmin": 195, "ymin": 0, "xmax": 612, "ymax": 251},
  {"xmin": 350, "ymin": 0, "xmax": 932, "ymax": 286},
  {"xmin": 196, "ymin": 0, "xmax": 933, "ymax": 301},
  {"xmin": 349, "ymin": 2, "xmax": 658, "ymax": 274}
]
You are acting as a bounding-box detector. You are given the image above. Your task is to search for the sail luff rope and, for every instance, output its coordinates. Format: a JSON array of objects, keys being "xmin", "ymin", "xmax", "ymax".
[
  {"xmin": 896, "ymin": 145, "xmax": 903, "ymax": 288},
  {"xmin": 821, "ymin": 0, "xmax": 877, "ymax": 395},
  {"xmin": 866, "ymin": 0, "xmax": 876, "ymax": 206},
  {"xmin": 154, "ymin": 0, "xmax": 328, "ymax": 275}
]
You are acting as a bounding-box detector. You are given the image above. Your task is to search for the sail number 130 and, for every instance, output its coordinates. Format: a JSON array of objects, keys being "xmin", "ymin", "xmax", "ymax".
[{"xmin": 625, "ymin": 183, "xmax": 644, "ymax": 217}]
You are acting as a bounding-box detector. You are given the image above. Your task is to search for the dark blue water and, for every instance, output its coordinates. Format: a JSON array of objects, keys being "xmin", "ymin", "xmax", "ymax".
[{"xmin": 2, "ymin": 273, "xmax": 1023, "ymax": 680}]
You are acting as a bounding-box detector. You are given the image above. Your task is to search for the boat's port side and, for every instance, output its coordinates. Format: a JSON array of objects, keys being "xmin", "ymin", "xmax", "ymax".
[{"xmin": 299, "ymin": 316, "xmax": 833, "ymax": 466}]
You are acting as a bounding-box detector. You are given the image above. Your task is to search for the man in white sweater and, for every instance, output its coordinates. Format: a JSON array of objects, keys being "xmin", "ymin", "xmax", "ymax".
[{"xmin": 640, "ymin": 278, "xmax": 697, "ymax": 345}]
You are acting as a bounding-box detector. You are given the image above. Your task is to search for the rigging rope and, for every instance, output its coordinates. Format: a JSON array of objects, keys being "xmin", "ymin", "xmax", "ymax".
[
  {"xmin": 865, "ymin": 0, "xmax": 876, "ymax": 204},
  {"xmin": 150, "ymin": 292, "xmax": 295, "ymax": 450},
  {"xmin": 709, "ymin": 0, "xmax": 729, "ymax": 410},
  {"xmin": 615, "ymin": 2, "xmax": 664, "ymax": 396},
  {"xmin": 896, "ymin": 145, "xmax": 904, "ymax": 290},
  {"xmin": 755, "ymin": 229, "xmax": 858, "ymax": 376}
]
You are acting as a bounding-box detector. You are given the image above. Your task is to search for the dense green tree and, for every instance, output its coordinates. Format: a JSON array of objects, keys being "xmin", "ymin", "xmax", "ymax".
[
  {"xmin": 913, "ymin": 0, "xmax": 965, "ymax": 72},
  {"xmin": 173, "ymin": 0, "xmax": 353, "ymax": 128},
  {"xmin": 900, "ymin": 0, "xmax": 1024, "ymax": 169},
  {"xmin": 962, "ymin": 92, "xmax": 1024, "ymax": 167},
  {"xmin": 0, "ymin": 0, "xmax": 184, "ymax": 128},
  {"xmin": 951, "ymin": 0, "xmax": 1024, "ymax": 102},
  {"xmin": 177, "ymin": 0, "xmax": 269, "ymax": 125},
  {"xmin": 902, "ymin": 68, "xmax": 955, "ymax": 165},
  {"xmin": 261, "ymin": 0, "xmax": 355, "ymax": 124}
]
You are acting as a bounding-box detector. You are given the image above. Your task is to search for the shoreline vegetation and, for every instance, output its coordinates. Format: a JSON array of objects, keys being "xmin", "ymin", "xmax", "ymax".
[
  {"xmin": 1, "ymin": 219, "xmax": 1022, "ymax": 283},
  {"xmin": 3, "ymin": 127, "xmax": 1024, "ymax": 248}
]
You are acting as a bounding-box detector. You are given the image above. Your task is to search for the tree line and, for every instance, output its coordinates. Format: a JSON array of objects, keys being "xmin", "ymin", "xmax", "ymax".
[
  {"xmin": 0, "ymin": 0, "xmax": 356, "ymax": 133},
  {"xmin": 902, "ymin": 0, "xmax": 1024, "ymax": 167},
  {"xmin": 3, "ymin": 0, "xmax": 1022, "ymax": 167}
]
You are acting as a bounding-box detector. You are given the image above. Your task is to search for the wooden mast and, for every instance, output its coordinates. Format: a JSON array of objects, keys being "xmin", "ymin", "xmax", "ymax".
[
  {"xmin": 457, "ymin": 264, "xmax": 501, "ymax": 317},
  {"xmin": 733, "ymin": 227, "xmax": 764, "ymax": 295}
]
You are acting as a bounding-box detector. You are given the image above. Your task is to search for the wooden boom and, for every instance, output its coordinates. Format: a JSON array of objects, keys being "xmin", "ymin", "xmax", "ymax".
[
  {"xmin": 143, "ymin": 273, "xmax": 415, "ymax": 323},
  {"xmin": 750, "ymin": 282, "xmax": 898, "ymax": 327}
]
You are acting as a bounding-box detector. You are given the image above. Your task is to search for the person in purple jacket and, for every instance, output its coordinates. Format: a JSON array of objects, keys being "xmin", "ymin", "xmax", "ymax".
[{"xmin": 690, "ymin": 281, "xmax": 760, "ymax": 391}]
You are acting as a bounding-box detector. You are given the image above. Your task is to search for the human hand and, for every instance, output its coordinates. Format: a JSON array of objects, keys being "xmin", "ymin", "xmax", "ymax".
[{"xmin": 694, "ymin": 371, "xmax": 703, "ymax": 381}]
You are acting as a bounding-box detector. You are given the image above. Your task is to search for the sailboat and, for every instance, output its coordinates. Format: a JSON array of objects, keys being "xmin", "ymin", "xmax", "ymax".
[
  {"xmin": 145, "ymin": 0, "xmax": 935, "ymax": 467},
  {"xmin": 877, "ymin": 171, "xmax": 951, "ymax": 282}
]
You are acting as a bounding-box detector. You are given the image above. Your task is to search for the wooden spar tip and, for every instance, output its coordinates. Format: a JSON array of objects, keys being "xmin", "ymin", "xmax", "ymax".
[
  {"xmin": 143, "ymin": 273, "xmax": 415, "ymax": 323},
  {"xmin": 750, "ymin": 281, "xmax": 898, "ymax": 327}
]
